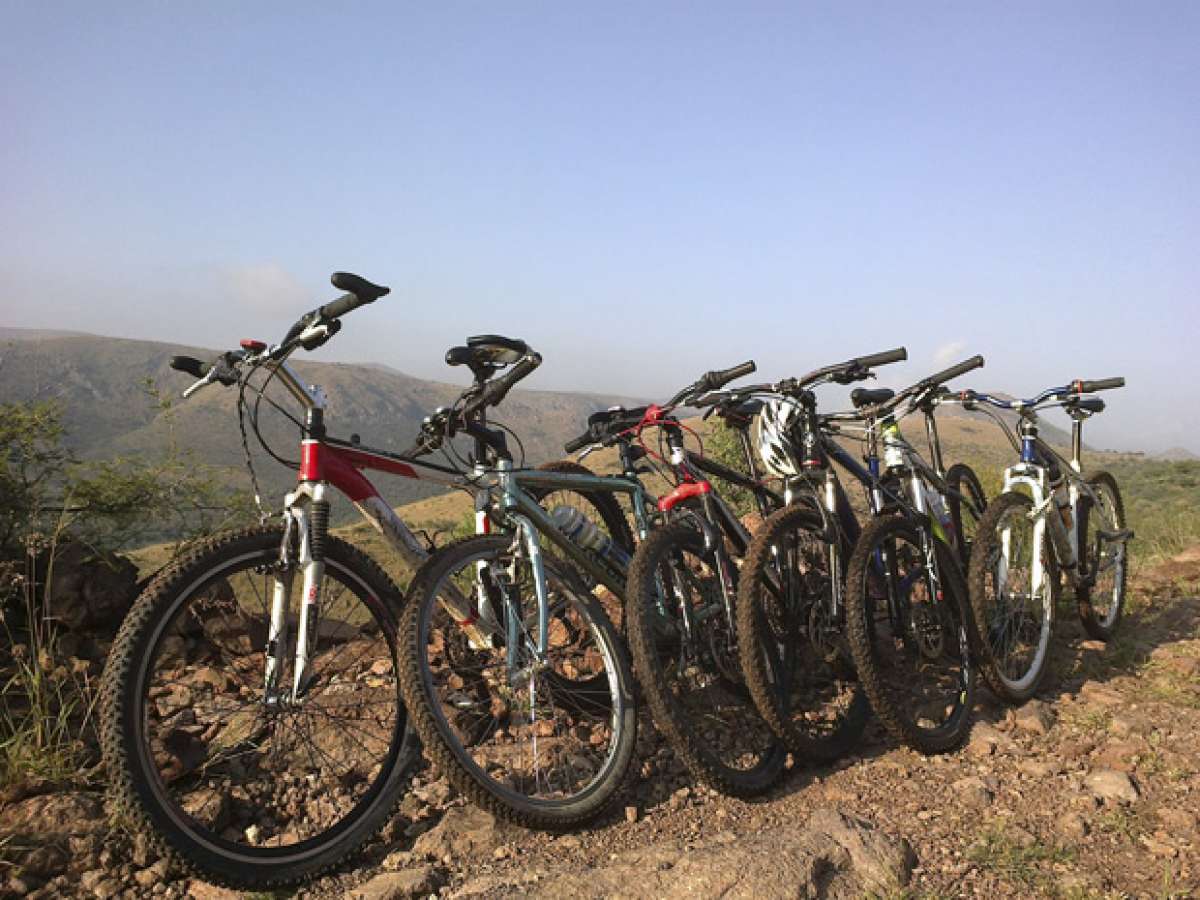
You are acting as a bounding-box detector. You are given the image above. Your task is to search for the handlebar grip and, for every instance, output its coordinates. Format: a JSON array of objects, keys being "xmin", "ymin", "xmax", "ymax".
[
  {"xmin": 854, "ymin": 347, "xmax": 908, "ymax": 368},
  {"xmin": 462, "ymin": 352, "xmax": 543, "ymax": 419},
  {"xmin": 924, "ymin": 354, "xmax": 985, "ymax": 387},
  {"xmin": 1073, "ymin": 377, "xmax": 1124, "ymax": 393},
  {"xmin": 318, "ymin": 292, "xmax": 367, "ymax": 321},
  {"xmin": 170, "ymin": 356, "xmax": 210, "ymax": 379},
  {"xmin": 564, "ymin": 430, "xmax": 594, "ymax": 454},
  {"xmin": 703, "ymin": 360, "xmax": 756, "ymax": 391}
]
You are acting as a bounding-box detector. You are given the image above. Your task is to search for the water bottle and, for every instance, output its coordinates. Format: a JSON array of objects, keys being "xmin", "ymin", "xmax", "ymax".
[{"xmin": 549, "ymin": 506, "xmax": 632, "ymax": 569}]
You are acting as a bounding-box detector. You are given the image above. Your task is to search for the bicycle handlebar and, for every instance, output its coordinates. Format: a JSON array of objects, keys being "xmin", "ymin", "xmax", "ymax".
[
  {"xmin": 922, "ymin": 354, "xmax": 985, "ymax": 389},
  {"xmin": 461, "ymin": 351, "xmax": 543, "ymax": 419},
  {"xmin": 854, "ymin": 347, "xmax": 908, "ymax": 369},
  {"xmin": 1073, "ymin": 377, "xmax": 1124, "ymax": 393}
]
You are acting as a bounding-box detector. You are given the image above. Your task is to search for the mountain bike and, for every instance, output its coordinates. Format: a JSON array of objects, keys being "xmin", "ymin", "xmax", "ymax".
[
  {"xmin": 959, "ymin": 377, "xmax": 1131, "ymax": 703},
  {"xmin": 730, "ymin": 353, "xmax": 988, "ymax": 757},
  {"xmin": 100, "ymin": 273, "xmax": 630, "ymax": 888},
  {"xmin": 395, "ymin": 361, "xmax": 780, "ymax": 821},
  {"xmin": 572, "ymin": 366, "xmax": 793, "ymax": 797},
  {"xmin": 717, "ymin": 350, "xmax": 988, "ymax": 761}
]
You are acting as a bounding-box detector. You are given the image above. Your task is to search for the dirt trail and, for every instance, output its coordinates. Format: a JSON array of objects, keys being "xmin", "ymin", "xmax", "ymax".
[{"xmin": 3, "ymin": 551, "xmax": 1199, "ymax": 899}]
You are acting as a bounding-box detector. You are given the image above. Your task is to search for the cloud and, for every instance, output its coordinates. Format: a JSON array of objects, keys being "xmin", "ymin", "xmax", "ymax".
[
  {"xmin": 222, "ymin": 263, "xmax": 312, "ymax": 315},
  {"xmin": 933, "ymin": 339, "xmax": 967, "ymax": 367}
]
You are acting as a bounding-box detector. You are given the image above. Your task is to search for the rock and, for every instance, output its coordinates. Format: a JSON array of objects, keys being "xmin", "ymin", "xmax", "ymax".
[
  {"xmin": 90, "ymin": 878, "xmax": 121, "ymax": 899},
  {"xmin": 966, "ymin": 721, "xmax": 1013, "ymax": 757},
  {"xmin": 1094, "ymin": 740, "xmax": 1144, "ymax": 773},
  {"xmin": 5, "ymin": 874, "xmax": 40, "ymax": 896},
  {"xmin": 1109, "ymin": 714, "xmax": 1142, "ymax": 736},
  {"xmin": 186, "ymin": 883, "xmax": 241, "ymax": 900},
  {"xmin": 412, "ymin": 806, "xmax": 509, "ymax": 860},
  {"xmin": 351, "ymin": 866, "xmax": 445, "ymax": 900},
  {"xmin": 1085, "ymin": 769, "xmax": 1139, "ymax": 804},
  {"xmin": 17, "ymin": 844, "xmax": 68, "ymax": 879},
  {"xmin": 452, "ymin": 807, "xmax": 915, "ymax": 899},
  {"xmin": 412, "ymin": 778, "xmax": 452, "ymax": 807},
  {"xmin": 134, "ymin": 866, "xmax": 162, "ymax": 888},
  {"xmin": 1017, "ymin": 758, "xmax": 1060, "ymax": 778},
  {"xmin": 625, "ymin": 805, "xmax": 639, "ymax": 823},
  {"xmin": 80, "ymin": 872, "xmax": 107, "ymax": 893},
  {"xmin": 952, "ymin": 776, "xmax": 994, "ymax": 806},
  {"xmin": 1013, "ymin": 700, "xmax": 1055, "ymax": 736},
  {"xmin": 1056, "ymin": 812, "xmax": 1089, "ymax": 841},
  {"xmin": 1079, "ymin": 683, "xmax": 1124, "ymax": 708},
  {"xmin": 37, "ymin": 541, "xmax": 138, "ymax": 634},
  {"xmin": 1140, "ymin": 833, "xmax": 1177, "ymax": 858},
  {"xmin": 0, "ymin": 792, "xmax": 104, "ymax": 837}
]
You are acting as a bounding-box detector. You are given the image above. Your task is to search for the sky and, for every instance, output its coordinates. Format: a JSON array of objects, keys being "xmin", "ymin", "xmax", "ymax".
[{"xmin": 1, "ymin": 2, "xmax": 1197, "ymax": 453}]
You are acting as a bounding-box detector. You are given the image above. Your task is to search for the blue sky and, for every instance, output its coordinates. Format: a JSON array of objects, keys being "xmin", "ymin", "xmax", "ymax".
[{"xmin": 1, "ymin": 2, "xmax": 1197, "ymax": 452}]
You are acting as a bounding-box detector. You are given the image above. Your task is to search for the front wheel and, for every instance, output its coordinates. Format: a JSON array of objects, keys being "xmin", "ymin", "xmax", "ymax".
[
  {"xmin": 736, "ymin": 503, "xmax": 869, "ymax": 763},
  {"xmin": 845, "ymin": 515, "xmax": 974, "ymax": 754},
  {"xmin": 100, "ymin": 526, "xmax": 418, "ymax": 889},
  {"xmin": 627, "ymin": 523, "xmax": 786, "ymax": 797},
  {"xmin": 967, "ymin": 491, "xmax": 1057, "ymax": 703},
  {"xmin": 1076, "ymin": 472, "xmax": 1128, "ymax": 641},
  {"xmin": 397, "ymin": 534, "xmax": 637, "ymax": 829}
]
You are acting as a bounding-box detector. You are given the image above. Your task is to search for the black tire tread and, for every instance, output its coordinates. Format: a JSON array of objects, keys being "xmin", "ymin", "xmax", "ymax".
[
  {"xmin": 1077, "ymin": 471, "xmax": 1128, "ymax": 642},
  {"xmin": 736, "ymin": 504, "xmax": 868, "ymax": 762},
  {"xmin": 396, "ymin": 534, "xmax": 636, "ymax": 830},
  {"xmin": 100, "ymin": 524, "xmax": 412, "ymax": 889},
  {"xmin": 627, "ymin": 523, "xmax": 785, "ymax": 797},
  {"xmin": 966, "ymin": 491, "xmax": 1057, "ymax": 703},
  {"xmin": 844, "ymin": 514, "xmax": 973, "ymax": 754}
]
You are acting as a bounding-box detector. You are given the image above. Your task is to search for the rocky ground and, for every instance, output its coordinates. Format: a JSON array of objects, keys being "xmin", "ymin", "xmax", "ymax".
[{"xmin": 3, "ymin": 548, "xmax": 1199, "ymax": 899}]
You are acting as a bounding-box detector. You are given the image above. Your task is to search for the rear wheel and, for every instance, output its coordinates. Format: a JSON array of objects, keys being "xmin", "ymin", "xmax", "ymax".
[
  {"xmin": 1076, "ymin": 472, "xmax": 1128, "ymax": 641},
  {"xmin": 946, "ymin": 463, "xmax": 988, "ymax": 566},
  {"xmin": 967, "ymin": 491, "xmax": 1057, "ymax": 703},
  {"xmin": 736, "ymin": 504, "xmax": 868, "ymax": 763},
  {"xmin": 845, "ymin": 515, "xmax": 974, "ymax": 754},
  {"xmin": 627, "ymin": 523, "xmax": 786, "ymax": 797},
  {"xmin": 397, "ymin": 535, "xmax": 637, "ymax": 829},
  {"xmin": 101, "ymin": 526, "xmax": 417, "ymax": 889}
]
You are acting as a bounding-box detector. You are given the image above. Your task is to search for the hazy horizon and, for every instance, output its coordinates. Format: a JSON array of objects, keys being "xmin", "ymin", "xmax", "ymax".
[{"xmin": 2, "ymin": 3, "xmax": 1197, "ymax": 453}]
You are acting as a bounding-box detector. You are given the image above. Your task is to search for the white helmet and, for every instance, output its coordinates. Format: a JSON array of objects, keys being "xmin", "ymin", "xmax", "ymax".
[{"xmin": 753, "ymin": 398, "xmax": 804, "ymax": 477}]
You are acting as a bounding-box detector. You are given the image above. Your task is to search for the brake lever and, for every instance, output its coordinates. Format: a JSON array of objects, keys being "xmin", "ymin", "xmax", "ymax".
[{"xmin": 182, "ymin": 369, "xmax": 219, "ymax": 399}]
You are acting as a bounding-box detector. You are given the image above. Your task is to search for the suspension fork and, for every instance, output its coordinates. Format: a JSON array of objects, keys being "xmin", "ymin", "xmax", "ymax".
[
  {"xmin": 263, "ymin": 511, "xmax": 298, "ymax": 705},
  {"xmin": 292, "ymin": 483, "xmax": 331, "ymax": 699}
]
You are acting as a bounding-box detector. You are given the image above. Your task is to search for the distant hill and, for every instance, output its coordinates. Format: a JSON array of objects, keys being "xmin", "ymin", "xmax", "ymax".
[
  {"xmin": 0, "ymin": 328, "xmax": 644, "ymax": 513},
  {"xmin": 1155, "ymin": 446, "xmax": 1198, "ymax": 461}
]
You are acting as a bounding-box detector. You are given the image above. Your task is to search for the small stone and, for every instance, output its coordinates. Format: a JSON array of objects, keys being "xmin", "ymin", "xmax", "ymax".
[
  {"xmin": 1056, "ymin": 812, "xmax": 1089, "ymax": 840},
  {"xmin": 1140, "ymin": 833, "xmax": 1177, "ymax": 858},
  {"xmin": 80, "ymin": 872, "xmax": 106, "ymax": 893},
  {"xmin": 624, "ymin": 805, "xmax": 639, "ymax": 823},
  {"xmin": 952, "ymin": 776, "xmax": 993, "ymax": 806},
  {"xmin": 1079, "ymin": 683, "xmax": 1124, "ymax": 707},
  {"xmin": 350, "ymin": 866, "xmax": 445, "ymax": 900},
  {"xmin": 966, "ymin": 721, "xmax": 1012, "ymax": 757},
  {"xmin": 1013, "ymin": 700, "xmax": 1055, "ymax": 736},
  {"xmin": 1085, "ymin": 769, "xmax": 1139, "ymax": 804}
]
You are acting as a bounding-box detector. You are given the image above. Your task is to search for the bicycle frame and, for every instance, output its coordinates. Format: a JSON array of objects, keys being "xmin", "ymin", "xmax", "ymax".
[{"xmin": 960, "ymin": 388, "xmax": 1130, "ymax": 592}]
